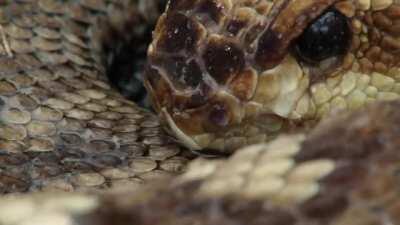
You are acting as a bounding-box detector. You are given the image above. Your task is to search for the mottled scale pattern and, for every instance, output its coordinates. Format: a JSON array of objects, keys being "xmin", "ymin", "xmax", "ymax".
[
  {"xmin": 2, "ymin": 0, "xmax": 400, "ymax": 225},
  {"xmin": 1, "ymin": 100, "xmax": 400, "ymax": 225},
  {"xmin": 0, "ymin": 0, "xmax": 193, "ymax": 194},
  {"xmin": 145, "ymin": 0, "xmax": 400, "ymax": 152},
  {"xmin": 87, "ymin": 102, "xmax": 400, "ymax": 225},
  {"xmin": 82, "ymin": 101, "xmax": 400, "ymax": 225}
]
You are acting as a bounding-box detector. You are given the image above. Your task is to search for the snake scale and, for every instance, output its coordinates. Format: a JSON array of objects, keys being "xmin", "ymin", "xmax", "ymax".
[{"xmin": 1, "ymin": 0, "xmax": 400, "ymax": 224}]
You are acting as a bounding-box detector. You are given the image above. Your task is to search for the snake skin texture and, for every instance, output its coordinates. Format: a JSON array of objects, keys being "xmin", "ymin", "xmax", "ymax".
[
  {"xmin": 145, "ymin": 0, "xmax": 400, "ymax": 152},
  {"xmin": 0, "ymin": 0, "xmax": 193, "ymax": 194},
  {"xmin": 1, "ymin": 100, "xmax": 400, "ymax": 225},
  {"xmin": 2, "ymin": 0, "xmax": 400, "ymax": 224}
]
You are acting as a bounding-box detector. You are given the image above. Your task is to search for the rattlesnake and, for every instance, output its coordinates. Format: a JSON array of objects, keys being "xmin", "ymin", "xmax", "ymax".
[{"xmin": 1, "ymin": 0, "xmax": 400, "ymax": 224}]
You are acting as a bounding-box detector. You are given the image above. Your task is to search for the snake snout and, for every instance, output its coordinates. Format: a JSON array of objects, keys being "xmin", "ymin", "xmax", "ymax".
[
  {"xmin": 144, "ymin": 0, "xmax": 400, "ymax": 153},
  {"xmin": 143, "ymin": 1, "xmax": 308, "ymax": 153}
]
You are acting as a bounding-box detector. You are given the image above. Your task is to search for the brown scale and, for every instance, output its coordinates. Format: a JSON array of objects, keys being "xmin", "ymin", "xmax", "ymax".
[
  {"xmin": 153, "ymin": 12, "xmax": 205, "ymax": 53},
  {"xmin": 351, "ymin": 4, "xmax": 400, "ymax": 75},
  {"xmin": 203, "ymin": 35, "xmax": 245, "ymax": 84}
]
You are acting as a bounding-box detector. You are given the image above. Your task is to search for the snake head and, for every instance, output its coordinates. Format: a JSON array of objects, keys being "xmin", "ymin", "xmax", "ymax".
[{"xmin": 144, "ymin": 0, "xmax": 400, "ymax": 153}]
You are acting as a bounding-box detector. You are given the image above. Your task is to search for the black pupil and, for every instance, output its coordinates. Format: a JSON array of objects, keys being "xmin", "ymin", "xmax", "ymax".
[{"xmin": 294, "ymin": 8, "xmax": 351, "ymax": 64}]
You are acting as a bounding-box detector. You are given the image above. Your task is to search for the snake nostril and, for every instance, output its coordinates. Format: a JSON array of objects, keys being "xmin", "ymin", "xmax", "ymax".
[{"xmin": 293, "ymin": 8, "xmax": 351, "ymax": 65}]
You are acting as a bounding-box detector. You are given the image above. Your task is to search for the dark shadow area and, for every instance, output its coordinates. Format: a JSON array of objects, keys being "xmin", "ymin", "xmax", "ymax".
[{"xmin": 104, "ymin": 1, "xmax": 168, "ymax": 109}]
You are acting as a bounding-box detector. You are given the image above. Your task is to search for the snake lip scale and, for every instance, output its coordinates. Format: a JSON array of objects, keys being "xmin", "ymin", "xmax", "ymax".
[{"xmin": 1, "ymin": 0, "xmax": 400, "ymax": 225}]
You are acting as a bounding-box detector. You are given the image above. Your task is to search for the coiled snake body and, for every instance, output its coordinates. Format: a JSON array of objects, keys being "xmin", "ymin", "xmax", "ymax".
[{"xmin": 1, "ymin": 0, "xmax": 400, "ymax": 224}]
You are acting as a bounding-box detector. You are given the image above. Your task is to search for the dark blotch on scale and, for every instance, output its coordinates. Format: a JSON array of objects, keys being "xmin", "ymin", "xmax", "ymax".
[
  {"xmin": 148, "ymin": 53, "xmax": 211, "ymax": 109},
  {"xmin": 203, "ymin": 38, "xmax": 245, "ymax": 84},
  {"xmin": 157, "ymin": 13, "xmax": 201, "ymax": 53},
  {"xmin": 164, "ymin": 56, "xmax": 211, "ymax": 109},
  {"xmin": 163, "ymin": 56, "xmax": 204, "ymax": 88},
  {"xmin": 255, "ymin": 31, "xmax": 285, "ymax": 70},
  {"xmin": 294, "ymin": 8, "xmax": 351, "ymax": 64}
]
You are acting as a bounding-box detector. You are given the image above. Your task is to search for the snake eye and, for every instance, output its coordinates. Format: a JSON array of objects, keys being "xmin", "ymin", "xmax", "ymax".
[{"xmin": 294, "ymin": 8, "xmax": 351, "ymax": 64}]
